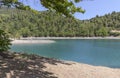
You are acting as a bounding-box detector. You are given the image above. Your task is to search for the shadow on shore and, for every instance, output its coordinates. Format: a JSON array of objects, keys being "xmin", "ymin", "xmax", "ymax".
[{"xmin": 0, "ymin": 51, "xmax": 70, "ymax": 78}]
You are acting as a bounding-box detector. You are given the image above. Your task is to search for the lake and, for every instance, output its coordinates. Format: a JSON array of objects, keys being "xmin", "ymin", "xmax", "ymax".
[{"xmin": 10, "ymin": 39, "xmax": 120, "ymax": 68}]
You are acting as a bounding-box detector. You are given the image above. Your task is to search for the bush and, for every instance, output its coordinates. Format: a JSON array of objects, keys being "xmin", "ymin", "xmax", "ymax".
[{"xmin": 0, "ymin": 30, "xmax": 11, "ymax": 52}]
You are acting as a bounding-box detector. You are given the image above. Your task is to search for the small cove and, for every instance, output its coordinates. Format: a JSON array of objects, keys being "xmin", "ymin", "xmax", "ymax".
[{"xmin": 10, "ymin": 39, "xmax": 120, "ymax": 68}]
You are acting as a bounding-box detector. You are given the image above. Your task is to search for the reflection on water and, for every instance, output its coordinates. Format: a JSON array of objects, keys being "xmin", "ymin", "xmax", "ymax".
[{"xmin": 10, "ymin": 39, "xmax": 120, "ymax": 68}]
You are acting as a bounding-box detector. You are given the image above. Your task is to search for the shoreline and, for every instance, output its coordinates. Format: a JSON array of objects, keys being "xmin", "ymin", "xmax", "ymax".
[
  {"xmin": 18, "ymin": 36, "xmax": 120, "ymax": 40},
  {"xmin": 1, "ymin": 51, "xmax": 120, "ymax": 78},
  {"xmin": 11, "ymin": 37, "xmax": 120, "ymax": 44},
  {"xmin": 11, "ymin": 40, "xmax": 55, "ymax": 44},
  {"xmin": 44, "ymin": 61, "xmax": 120, "ymax": 78}
]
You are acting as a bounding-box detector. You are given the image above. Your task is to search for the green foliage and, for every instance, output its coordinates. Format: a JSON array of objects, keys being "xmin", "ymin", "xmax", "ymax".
[
  {"xmin": 41, "ymin": 0, "xmax": 85, "ymax": 17},
  {"xmin": 89, "ymin": 12, "xmax": 120, "ymax": 30},
  {"xmin": 0, "ymin": 8, "xmax": 83, "ymax": 38},
  {"xmin": 0, "ymin": 9, "xmax": 119, "ymax": 38},
  {"xmin": 0, "ymin": 0, "xmax": 85, "ymax": 17},
  {"xmin": 1, "ymin": 0, "xmax": 20, "ymax": 8},
  {"xmin": 0, "ymin": 0, "xmax": 38, "ymax": 14},
  {"xmin": 95, "ymin": 27, "xmax": 108, "ymax": 37},
  {"xmin": 0, "ymin": 29, "xmax": 11, "ymax": 52}
]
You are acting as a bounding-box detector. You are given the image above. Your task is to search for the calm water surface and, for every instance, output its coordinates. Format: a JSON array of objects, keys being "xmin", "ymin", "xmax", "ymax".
[{"xmin": 10, "ymin": 39, "xmax": 120, "ymax": 68}]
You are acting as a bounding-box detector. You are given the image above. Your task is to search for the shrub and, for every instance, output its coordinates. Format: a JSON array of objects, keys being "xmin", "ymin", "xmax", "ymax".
[{"xmin": 0, "ymin": 30, "xmax": 11, "ymax": 52}]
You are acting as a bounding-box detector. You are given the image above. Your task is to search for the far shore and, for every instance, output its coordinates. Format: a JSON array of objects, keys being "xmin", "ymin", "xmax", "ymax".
[
  {"xmin": 11, "ymin": 40, "xmax": 55, "ymax": 44},
  {"xmin": 12, "ymin": 36, "xmax": 120, "ymax": 40},
  {"xmin": 11, "ymin": 36, "xmax": 120, "ymax": 44}
]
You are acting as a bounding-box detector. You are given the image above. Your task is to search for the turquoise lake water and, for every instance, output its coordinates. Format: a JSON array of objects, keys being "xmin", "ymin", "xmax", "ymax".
[{"xmin": 10, "ymin": 39, "xmax": 120, "ymax": 68}]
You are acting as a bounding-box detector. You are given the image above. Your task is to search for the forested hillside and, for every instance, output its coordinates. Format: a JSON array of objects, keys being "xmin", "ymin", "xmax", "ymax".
[
  {"xmin": 0, "ymin": 8, "xmax": 120, "ymax": 38},
  {"xmin": 84, "ymin": 11, "xmax": 120, "ymax": 36}
]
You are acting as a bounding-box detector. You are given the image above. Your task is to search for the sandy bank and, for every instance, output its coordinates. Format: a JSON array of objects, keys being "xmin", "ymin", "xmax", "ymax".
[
  {"xmin": 1, "ymin": 51, "xmax": 120, "ymax": 78},
  {"xmin": 44, "ymin": 61, "xmax": 120, "ymax": 78},
  {"xmin": 11, "ymin": 40, "xmax": 55, "ymax": 44}
]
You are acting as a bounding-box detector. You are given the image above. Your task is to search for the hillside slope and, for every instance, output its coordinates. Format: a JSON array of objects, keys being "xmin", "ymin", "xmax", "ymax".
[{"xmin": 0, "ymin": 9, "xmax": 120, "ymax": 37}]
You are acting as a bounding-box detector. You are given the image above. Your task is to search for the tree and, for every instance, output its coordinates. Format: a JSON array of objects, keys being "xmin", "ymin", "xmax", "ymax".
[
  {"xmin": 0, "ymin": 0, "xmax": 85, "ymax": 52},
  {"xmin": 0, "ymin": 30, "xmax": 11, "ymax": 52},
  {"xmin": 95, "ymin": 27, "xmax": 109, "ymax": 37},
  {"xmin": 41, "ymin": 0, "xmax": 85, "ymax": 17},
  {"xmin": 0, "ymin": 0, "xmax": 85, "ymax": 17}
]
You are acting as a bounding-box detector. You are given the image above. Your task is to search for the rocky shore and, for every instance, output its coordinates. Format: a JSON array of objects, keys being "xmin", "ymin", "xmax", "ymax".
[{"xmin": 0, "ymin": 51, "xmax": 120, "ymax": 78}]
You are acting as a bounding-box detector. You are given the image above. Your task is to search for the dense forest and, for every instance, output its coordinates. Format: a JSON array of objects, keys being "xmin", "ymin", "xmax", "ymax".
[{"xmin": 0, "ymin": 8, "xmax": 120, "ymax": 38}]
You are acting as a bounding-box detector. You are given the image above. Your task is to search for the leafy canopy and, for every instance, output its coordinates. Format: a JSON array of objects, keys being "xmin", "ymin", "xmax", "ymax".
[
  {"xmin": 0, "ymin": 0, "xmax": 85, "ymax": 17},
  {"xmin": 0, "ymin": 0, "xmax": 32, "ymax": 10},
  {"xmin": 41, "ymin": 0, "xmax": 85, "ymax": 17},
  {"xmin": 0, "ymin": 30, "xmax": 11, "ymax": 52}
]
